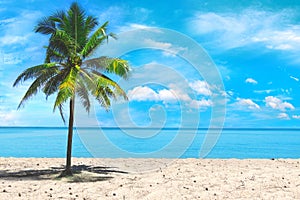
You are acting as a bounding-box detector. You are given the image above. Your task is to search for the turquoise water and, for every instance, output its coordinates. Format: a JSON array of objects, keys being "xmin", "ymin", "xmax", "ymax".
[{"xmin": 0, "ymin": 127, "xmax": 299, "ymax": 158}]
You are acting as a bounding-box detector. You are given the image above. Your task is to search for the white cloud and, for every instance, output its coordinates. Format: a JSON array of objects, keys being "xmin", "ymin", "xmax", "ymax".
[
  {"xmin": 261, "ymin": 29, "xmax": 300, "ymax": 51},
  {"xmin": 129, "ymin": 23, "xmax": 154, "ymax": 30},
  {"xmin": 189, "ymin": 99, "xmax": 213, "ymax": 109},
  {"xmin": 290, "ymin": 76, "xmax": 299, "ymax": 82},
  {"xmin": 128, "ymin": 86, "xmax": 159, "ymax": 101},
  {"xmin": 143, "ymin": 39, "xmax": 187, "ymax": 55},
  {"xmin": 265, "ymin": 96, "xmax": 295, "ymax": 111},
  {"xmin": 118, "ymin": 23, "xmax": 162, "ymax": 33},
  {"xmin": 0, "ymin": 108, "xmax": 20, "ymax": 126},
  {"xmin": 236, "ymin": 98, "xmax": 260, "ymax": 110},
  {"xmin": 189, "ymin": 80, "xmax": 212, "ymax": 96},
  {"xmin": 127, "ymin": 84, "xmax": 212, "ymax": 111},
  {"xmin": 189, "ymin": 9, "xmax": 300, "ymax": 51},
  {"xmin": 277, "ymin": 113, "xmax": 290, "ymax": 120},
  {"xmin": 254, "ymin": 89, "xmax": 275, "ymax": 94},
  {"xmin": 128, "ymin": 86, "xmax": 191, "ymax": 103},
  {"xmin": 0, "ymin": 35, "xmax": 30, "ymax": 46},
  {"xmin": 157, "ymin": 89, "xmax": 177, "ymax": 102},
  {"xmin": 144, "ymin": 39, "xmax": 172, "ymax": 49},
  {"xmin": 162, "ymin": 88, "xmax": 191, "ymax": 102},
  {"xmin": 292, "ymin": 115, "xmax": 300, "ymax": 119},
  {"xmin": 266, "ymin": 44, "xmax": 293, "ymax": 50},
  {"xmin": 190, "ymin": 12, "xmax": 246, "ymax": 35},
  {"xmin": 245, "ymin": 78, "xmax": 258, "ymax": 84},
  {"xmin": 0, "ymin": 10, "xmax": 42, "ymax": 47},
  {"xmin": 0, "ymin": 18, "xmax": 15, "ymax": 25}
]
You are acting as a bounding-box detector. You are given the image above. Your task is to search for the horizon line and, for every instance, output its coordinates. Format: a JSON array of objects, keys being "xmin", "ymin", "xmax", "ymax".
[{"xmin": 1, "ymin": 126, "xmax": 300, "ymax": 131}]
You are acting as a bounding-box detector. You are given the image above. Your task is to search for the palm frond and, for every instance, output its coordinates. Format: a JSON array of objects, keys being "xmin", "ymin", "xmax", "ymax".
[
  {"xmin": 49, "ymin": 10, "xmax": 66, "ymax": 25},
  {"xmin": 80, "ymin": 68, "xmax": 127, "ymax": 102},
  {"xmin": 83, "ymin": 57, "xmax": 130, "ymax": 78},
  {"xmin": 51, "ymin": 29, "xmax": 78, "ymax": 53},
  {"xmin": 106, "ymin": 59, "xmax": 130, "ymax": 79},
  {"xmin": 76, "ymin": 78, "xmax": 91, "ymax": 113},
  {"xmin": 58, "ymin": 104, "xmax": 66, "ymax": 124},
  {"xmin": 64, "ymin": 2, "xmax": 87, "ymax": 50},
  {"xmin": 82, "ymin": 56, "xmax": 111, "ymax": 69},
  {"xmin": 34, "ymin": 17, "xmax": 56, "ymax": 35},
  {"xmin": 92, "ymin": 70, "xmax": 127, "ymax": 99},
  {"xmin": 17, "ymin": 67, "xmax": 58, "ymax": 109},
  {"xmin": 80, "ymin": 21, "xmax": 109, "ymax": 58},
  {"xmin": 103, "ymin": 86, "xmax": 117, "ymax": 100},
  {"xmin": 84, "ymin": 15, "xmax": 98, "ymax": 35},
  {"xmin": 96, "ymin": 87, "xmax": 111, "ymax": 109},
  {"xmin": 44, "ymin": 44, "xmax": 67, "ymax": 63},
  {"xmin": 53, "ymin": 66, "xmax": 79, "ymax": 110},
  {"xmin": 78, "ymin": 69, "xmax": 110, "ymax": 110},
  {"xmin": 13, "ymin": 63, "xmax": 58, "ymax": 87},
  {"xmin": 43, "ymin": 68, "xmax": 69, "ymax": 99}
]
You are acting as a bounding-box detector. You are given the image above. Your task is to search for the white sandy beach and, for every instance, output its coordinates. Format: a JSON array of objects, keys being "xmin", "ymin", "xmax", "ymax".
[{"xmin": 0, "ymin": 158, "xmax": 299, "ymax": 199}]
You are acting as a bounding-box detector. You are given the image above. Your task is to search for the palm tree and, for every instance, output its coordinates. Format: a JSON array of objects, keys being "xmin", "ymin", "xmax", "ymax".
[{"xmin": 13, "ymin": 2, "xmax": 130, "ymax": 176}]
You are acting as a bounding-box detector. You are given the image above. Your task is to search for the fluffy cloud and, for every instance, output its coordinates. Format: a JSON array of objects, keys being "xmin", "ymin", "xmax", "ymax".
[
  {"xmin": 292, "ymin": 115, "xmax": 300, "ymax": 119},
  {"xmin": 277, "ymin": 113, "xmax": 290, "ymax": 120},
  {"xmin": 157, "ymin": 89, "xmax": 177, "ymax": 102},
  {"xmin": 128, "ymin": 86, "xmax": 190, "ymax": 103},
  {"xmin": 189, "ymin": 80, "xmax": 212, "ymax": 96},
  {"xmin": 128, "ymin": 80, "xmax": 213, "ymax": 106},
  {"xmin": 127, "ymin": 86, "xmax": 159, "ymax": 101},
  {"xmin": 128, "ymin": 85, "xmax": 212, "ymax": 110},
  {"xmin": 265, "ymin": 96, "xmax": 295, "ymax": 111},
  {"xmin": 236, "ymin": 98, "xmax": 260, "ymax": 110},
  {"xmin": 245, "ymin": 78, "xmax": 258, "ymax": 84}
]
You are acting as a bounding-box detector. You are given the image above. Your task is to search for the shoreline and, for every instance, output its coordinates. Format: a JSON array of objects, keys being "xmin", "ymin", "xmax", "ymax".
[{"xmin": 0, "ymin": 158, "xmax": 300, "ymax": 199}]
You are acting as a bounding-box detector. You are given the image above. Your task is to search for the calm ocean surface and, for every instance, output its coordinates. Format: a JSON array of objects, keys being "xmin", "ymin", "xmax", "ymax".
[{"xmin": 0, "ymin": 127, "xmax": 299, "ymax": 158}]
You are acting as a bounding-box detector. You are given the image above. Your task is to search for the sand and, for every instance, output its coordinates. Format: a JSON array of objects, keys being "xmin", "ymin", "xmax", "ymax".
[{"xmin": 0, "ymin": 158, "xmax": 300, "ymax": 199}]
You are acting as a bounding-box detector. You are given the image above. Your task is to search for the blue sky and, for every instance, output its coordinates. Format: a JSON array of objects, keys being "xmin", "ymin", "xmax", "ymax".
[{"xmin": 1, "ymin": 0, "xmax": 300, "ymax": 128}]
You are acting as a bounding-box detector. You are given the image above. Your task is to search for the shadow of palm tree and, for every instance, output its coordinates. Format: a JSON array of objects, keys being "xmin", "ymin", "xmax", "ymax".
[{"xmin": 0, "ymin": 165, "xmax": 128, "ymax": 182}]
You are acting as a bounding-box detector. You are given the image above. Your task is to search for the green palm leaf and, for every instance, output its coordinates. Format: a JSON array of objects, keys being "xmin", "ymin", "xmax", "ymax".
[
  {"xmin": 13, "ymin": 63, "xmax": 58, "ymax": 87},
  {"xmin": 43, "ymin": 68, "xmax": 69, "ymax": 99},
  {"xmin": 34, "ymin": 17, "xmax": 56, "ymax": 35},
  {"xmin": 53, "ymin": 66, "xmax": 79, "ymax": 110},
  {"xmin": 82, "ymin": 56, "xmax": 130, "ymax": 78},
  {"xmin": 80, "ymin": 21, "xmax": 109, "ymax": 58},
  {"xmin": 17, "ymin": 66, "xmax": 59, "ymax": 108}
]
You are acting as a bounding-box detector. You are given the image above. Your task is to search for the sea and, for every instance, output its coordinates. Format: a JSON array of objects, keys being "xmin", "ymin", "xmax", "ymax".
[{"xmin": 0, "ymin": 127, "xmax": 299, "ymax": 158}]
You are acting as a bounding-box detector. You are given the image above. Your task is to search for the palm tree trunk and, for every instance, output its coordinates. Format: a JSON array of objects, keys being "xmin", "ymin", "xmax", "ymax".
[{"xmin": 63, "ymin": 98, "xmax": 75, "ymax": 176}]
